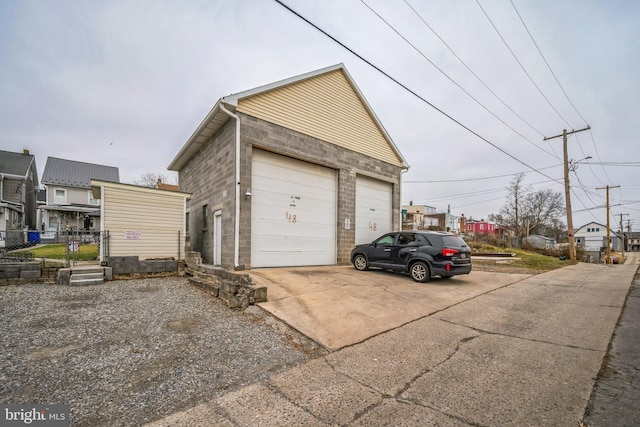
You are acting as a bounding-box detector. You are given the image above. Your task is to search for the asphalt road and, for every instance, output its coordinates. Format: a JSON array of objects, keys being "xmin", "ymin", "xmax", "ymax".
[{"xmin": 148, "ymin": 253, "xmax": 640, "ymax": 426}]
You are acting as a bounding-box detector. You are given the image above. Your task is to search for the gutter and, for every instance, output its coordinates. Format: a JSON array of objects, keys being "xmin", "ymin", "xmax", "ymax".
[{"xmin": 219, "ymin": 102, "xmax": 242, "ymax": 269}]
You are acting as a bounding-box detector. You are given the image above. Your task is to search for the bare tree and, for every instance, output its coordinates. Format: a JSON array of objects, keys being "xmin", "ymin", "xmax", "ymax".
[
  {"xmin": 134, "ymin": 172, "xmax": 175, "ymax": 188},
  {"xmin": 490, "ymin": 174, "xmax": 565, "ymax": 238},
  {"xmin": 521, "ymin": 189, "xmax": 565, "ymax": 236},
  {"xmin": 490, "ymin": 173, "xmax": 529, "ymax": 237}
]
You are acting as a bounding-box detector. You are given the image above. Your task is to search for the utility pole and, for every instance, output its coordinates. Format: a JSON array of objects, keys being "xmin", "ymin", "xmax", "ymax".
[
  {"xmin": 596, "ymin": 185, "xmax": 620, "ymax": 264},
  {"xmin": 543, "ymin": 126, "xmax": 591, "ymax": 260},
  {"xmin": 619, "ymin": 213, "xmax": 629, "ymax": 255}
]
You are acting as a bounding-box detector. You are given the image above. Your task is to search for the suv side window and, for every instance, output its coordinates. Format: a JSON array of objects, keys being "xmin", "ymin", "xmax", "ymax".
[
  {"xmin": 375, "ymin": 234, "xmax": 395, "ymax": 246},
  {"xmin": 397, "ymin": 234, "xmax": 417, "ymax": 246}
]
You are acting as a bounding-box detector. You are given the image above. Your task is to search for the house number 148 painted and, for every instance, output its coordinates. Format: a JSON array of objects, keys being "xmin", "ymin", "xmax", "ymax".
[{"xmin": 285, "ymin": 211, "xmax": 297, "ymax": 223}]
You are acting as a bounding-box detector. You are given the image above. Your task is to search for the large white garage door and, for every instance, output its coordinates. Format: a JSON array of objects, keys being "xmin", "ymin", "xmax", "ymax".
[
  {"xmin": 355, "ymin": 176, "xmax": 392, "ymax": 244},
  {"xmin": 251, "ymin": 150, "xmax": 336, "ymax": 267}
]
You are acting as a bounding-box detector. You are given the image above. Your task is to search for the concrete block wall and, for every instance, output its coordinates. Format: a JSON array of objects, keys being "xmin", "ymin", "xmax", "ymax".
[
  {"xmin": 108, "ymin": 256, "xmax": 180, "ymax": 276},
  {"xmin": 240, "ymin": 113, "xmax": 402, "ymax": 265},
  {"xmin": 0, "ymin": 262, "xmax": 42, "ymax": 281},
  {"xmin": 178, "ymin": 113, "xmax": 403, "ymax": 270},
  {"xmin": 179, "ymin": 120, "xmax": 236, "ymax": 267}
]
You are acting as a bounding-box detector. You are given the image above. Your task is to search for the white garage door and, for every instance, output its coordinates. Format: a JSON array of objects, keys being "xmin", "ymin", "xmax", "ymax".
[
  {"xmin": 355, "ymin": 176, "xmax": 392, "ymax": 244},
  {"xmin": 251, "ymin": 150, "xmax": 336, "ymax": 267}
]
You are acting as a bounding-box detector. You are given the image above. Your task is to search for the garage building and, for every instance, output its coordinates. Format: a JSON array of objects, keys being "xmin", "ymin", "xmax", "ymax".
[{"xmin": 169, "ymin": 64, "xmax": 408, "ymax": 269}]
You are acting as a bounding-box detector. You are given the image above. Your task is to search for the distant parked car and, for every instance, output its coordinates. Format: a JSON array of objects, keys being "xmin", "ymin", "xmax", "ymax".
[
  {"xmin": 610, "ymin": 255, "xmax": 619, "ymax": 264},
  {"xmin": 350, "ymin": 231, "xmax": 472, "ymax": 282}
]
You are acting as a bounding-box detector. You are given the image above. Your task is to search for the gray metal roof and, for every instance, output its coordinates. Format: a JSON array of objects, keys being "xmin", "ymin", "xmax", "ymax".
[
  {"xmin": 0, "ymin": 149, "xmax": 37, "ymax": 178},
  {"xmin": 41, "ymin": 157, "xmax": 119, "ymax": 189}
]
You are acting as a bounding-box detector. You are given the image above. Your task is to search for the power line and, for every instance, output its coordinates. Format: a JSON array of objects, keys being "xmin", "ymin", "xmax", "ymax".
[
  {"xmin": 359, "ymin": 0, "xmax": 557, "ymax": 158},
  {"xmin": 586, "ymin": 129, "xmax": 612, "ymax": 182},
  {"xmin": 403, "ymin": 0, "xmax": 549, "ymax": 139},
  {"xmin": 409, "ymin": 178, "xmax": 561, "ymax": 205},
  {"xmin": 273, "ymin": 0, "xmax": 562, "ymax": 185},
  {"xmin": 509, "ymin": 0, "xmax": 589, "ymax": 125},
  {"xmin": 475, "ymin": 0, "xmax": 573, "ymax": 127},
  {"xmin": 403, "ymin": 163, "xmax": 562, "ymax": 183}
]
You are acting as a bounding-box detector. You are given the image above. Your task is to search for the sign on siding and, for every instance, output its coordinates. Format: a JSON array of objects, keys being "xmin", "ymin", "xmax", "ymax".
[{"xmin": 124, "ymin": 230, "xmax": 142, "ymax": 240}]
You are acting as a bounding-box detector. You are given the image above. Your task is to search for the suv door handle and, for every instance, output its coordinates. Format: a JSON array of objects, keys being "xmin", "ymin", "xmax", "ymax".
[
  {"xmin": 384, "ymin": 248, "xmax": 391, "ymax": 252},
  {"xmin": 409, "ymin": 249, "xmax": 417, "ymax": 252}
]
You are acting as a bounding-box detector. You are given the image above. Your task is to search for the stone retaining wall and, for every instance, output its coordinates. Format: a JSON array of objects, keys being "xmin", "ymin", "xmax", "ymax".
[
  {"xmin": 0, "ymin": 262, "xmax": 59, "ymax": 285},
  {"xmin": 185, "ymin": 251, "xmax": 267, "ymax": 308}
]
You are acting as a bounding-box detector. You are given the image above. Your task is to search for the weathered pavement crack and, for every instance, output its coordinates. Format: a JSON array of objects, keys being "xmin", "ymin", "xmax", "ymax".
[
  {"xmin": 436, "ymin": 317, "xmax": 604, "ymax": 352},
  {"xmin": 325, "ymin": 334, "xmax": 484, "ymax": 426}
]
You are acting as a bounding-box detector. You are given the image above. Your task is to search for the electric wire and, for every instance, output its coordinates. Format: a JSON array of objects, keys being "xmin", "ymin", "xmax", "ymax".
[
  {"xmin": 403, "ymin": 0, "xmax": 549, "ymax": 140},
  {"xmin": 509, "ymin": 0, "xmax": 589, "ymax": 125},
  {"xmin": 475, "ymin": 0, "xmax": 573, "ymax": 127},
  {"xmin": 411, "ymin": 178, "xmax": 561, "ymax": 205},
  {"xmin": 586, "ymin": 129, "xmax": 613, "ymax": 182},
  {"xmin": 404, "ymin": 163, "xmax": 562, "ymax": 183},
  {"xmin": 359, "ymin": 0, "xmax": 557, "ymax": 158},
  {"xmin": 273, "ymin": 0, "xmax": 562, "ymax": 185}
]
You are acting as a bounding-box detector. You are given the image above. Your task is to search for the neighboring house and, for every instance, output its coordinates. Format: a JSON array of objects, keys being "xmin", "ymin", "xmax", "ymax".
[
  {"xmin": 574, "ymin": 221, "xmax": 622, "ymax": 252},
  {"xmin": 402, "ymin": 205, "xmax": 460, "ymax": 232},
  {"xmin": 169, "ymin": 63, "xmax": 409, "ymax": 269},
  {"xmin": 526, "ymin": 234, "xmax": 558, "ymax": 250},
  {"xmin": 495, "ymin": 225, "xmax": 516, "ymax": 242},
  {"xmin": 40, "ymin": 157, "xmax": 119, "ymax": 233},
  {"xmin": 91, "ymin": 180, "xmax": 190, "ymax": 262},
  {"xmin": 426, "ymin": 205, "xmax": 460, "ymax": 233},
  {"xmin": 0, "ymin": 149, "xmax": 39, "ymax": 247},
  {"xmin": 402, "ymin": 203, "xmax": 437, "ymax": 230},
  {"xmin": 626, "ymin": 231, "xmax": 640, "ymax": 252},
  {"xmin": 465, "ymin": 219, "xmax": 496, "ymax": 235}
]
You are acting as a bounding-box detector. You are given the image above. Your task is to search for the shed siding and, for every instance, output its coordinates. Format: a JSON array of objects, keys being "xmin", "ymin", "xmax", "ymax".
[
  {"xmin": 102, "ymin": 186, "xmax": 186, "ymax": 260},
  {"xmin": 237, "ymin": 69, "xmax": 402, "ymax": 166}
]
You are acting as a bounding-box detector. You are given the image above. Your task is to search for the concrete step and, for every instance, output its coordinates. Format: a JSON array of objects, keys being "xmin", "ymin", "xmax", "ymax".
[{"xmin": 70, "ymin": 268, "xmax": 104, "ymax": 286}]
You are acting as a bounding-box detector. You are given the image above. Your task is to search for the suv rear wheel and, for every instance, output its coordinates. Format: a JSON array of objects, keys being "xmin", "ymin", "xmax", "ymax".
[{"xmin": 410, "ymin": 261, "xmax": 431, "ymax": 283}]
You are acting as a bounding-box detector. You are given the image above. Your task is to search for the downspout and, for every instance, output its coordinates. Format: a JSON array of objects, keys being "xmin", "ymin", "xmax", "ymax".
[{"xmin": 219, "ymin": 102, "xmax": 241, "ymax": 269}]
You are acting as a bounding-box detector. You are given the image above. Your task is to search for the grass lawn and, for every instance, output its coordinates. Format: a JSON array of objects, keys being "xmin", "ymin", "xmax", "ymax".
[
  {"xmin": 470, "ymin": 243, "xmax": 577, "ymax": 271},
  {"xmin": 10, "ymin": 243, "xmax": 99, "ymax": 261}
]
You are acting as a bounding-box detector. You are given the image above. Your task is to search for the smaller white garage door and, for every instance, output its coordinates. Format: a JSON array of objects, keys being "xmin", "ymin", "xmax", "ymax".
[
  {"xmin": 355, "ymin": 176, "xmax": 392, "ymax": 244},
  {"xmin": 251, "ymin": 150, "xmax": 336, "ymax": 267}
]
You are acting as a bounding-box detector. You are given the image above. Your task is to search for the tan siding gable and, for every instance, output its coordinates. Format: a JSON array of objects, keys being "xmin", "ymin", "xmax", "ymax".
[
  {"xmin": 237, "ymin": 69, "xmax": 402, "ymax": 166},
  {"xmin": 102, "ymin": 185, "xmax": 186, "ymax": 260}
]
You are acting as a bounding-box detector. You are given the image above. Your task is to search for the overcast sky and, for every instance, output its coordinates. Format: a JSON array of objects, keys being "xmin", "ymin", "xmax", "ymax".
[{"xmin": 1, "ymin": 0, "xmax": 638, "ymax": 232}]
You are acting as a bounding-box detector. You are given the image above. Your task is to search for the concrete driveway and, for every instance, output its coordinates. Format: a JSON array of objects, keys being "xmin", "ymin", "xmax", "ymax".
[{"xmin": 250, "ymin": 266, "xmax": 531, "ymax": 350}]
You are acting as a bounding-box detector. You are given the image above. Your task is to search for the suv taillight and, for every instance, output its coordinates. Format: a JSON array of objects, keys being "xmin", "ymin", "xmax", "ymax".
[{"xmin": 442, "ymin": 248, "xmax": 459, "ymax": 257}]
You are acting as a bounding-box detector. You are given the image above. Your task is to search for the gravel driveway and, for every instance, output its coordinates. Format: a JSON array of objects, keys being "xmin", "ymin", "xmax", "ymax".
[{"xmin": 0, "ymin": 277, "xmax": 326, "ymax": 426}]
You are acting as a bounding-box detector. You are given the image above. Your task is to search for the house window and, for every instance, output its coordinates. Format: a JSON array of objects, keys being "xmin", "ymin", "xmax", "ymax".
[
  {"xmin": 88, "ymin": 190, "xmax": 99, "ymax": 205},
  {"xmin": 185, "ymin": 212, "xmax": 190, "ymax": 235},
  {"xmin": 596, "ymin": 228, "xmax": 600, "ymax": 232},
  {"xmin": 480, "ymin": 224, "xmax": 484, "ymax": 230},
  {"xmin": 54, "ymin": 188, "xmax": 67, "ymax": 205}
]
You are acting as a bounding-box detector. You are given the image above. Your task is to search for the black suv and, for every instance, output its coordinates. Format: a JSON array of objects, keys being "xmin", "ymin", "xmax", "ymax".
[{"xmin": 350, "ymin": 231, "xmax": 472, "ymax": 282}]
